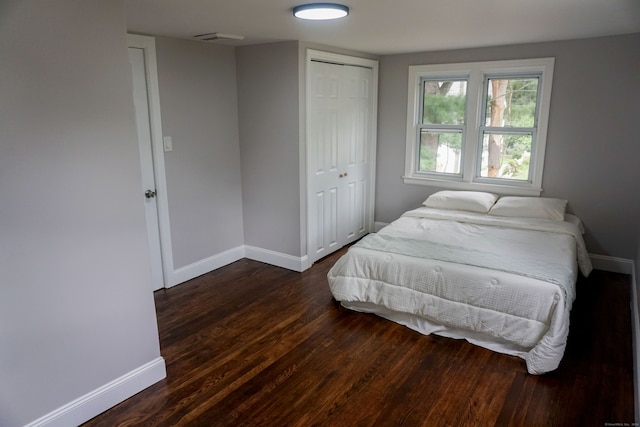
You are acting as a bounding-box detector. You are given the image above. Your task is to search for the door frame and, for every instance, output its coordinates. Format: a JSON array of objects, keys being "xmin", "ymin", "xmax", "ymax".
[
  {"xmin": 127, "ymin": 34, "xmax": 174, "ymax": 288},
  {"xmin": 303, "ymin": 49, "xmax": 379, "ymax": 267}
]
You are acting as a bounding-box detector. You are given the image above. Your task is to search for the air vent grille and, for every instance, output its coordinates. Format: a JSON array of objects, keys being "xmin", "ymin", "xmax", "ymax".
[{"xmin": 193, "ymin": 32, "xmax": 245, "ymax": 42}]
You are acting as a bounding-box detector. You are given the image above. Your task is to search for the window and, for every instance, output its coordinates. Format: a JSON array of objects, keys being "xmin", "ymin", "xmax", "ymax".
[{"xmin": 404, "ymin": 58, "xmax": 554, "ymax": 195}]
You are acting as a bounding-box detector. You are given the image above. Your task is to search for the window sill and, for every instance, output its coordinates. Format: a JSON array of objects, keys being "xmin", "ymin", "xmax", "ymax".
[{"xmin": 402, "ymin": 176, "xmax": 542, "ymax": 196}]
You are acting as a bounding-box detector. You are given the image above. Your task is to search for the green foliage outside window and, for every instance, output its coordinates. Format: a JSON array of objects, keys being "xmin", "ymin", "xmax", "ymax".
[
  {"xmin": 423, "ymin": 83, "xmax": 466, "ymax": 125},
  {"xmin": 419, "ymin": 80, "xmax": 466, "ymax": 173}
]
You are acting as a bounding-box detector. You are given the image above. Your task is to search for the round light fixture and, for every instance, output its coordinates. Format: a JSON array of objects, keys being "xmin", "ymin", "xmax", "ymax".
[{"xmin": 293, "ymin": 3, "xmax": 349, "ymax": 20}]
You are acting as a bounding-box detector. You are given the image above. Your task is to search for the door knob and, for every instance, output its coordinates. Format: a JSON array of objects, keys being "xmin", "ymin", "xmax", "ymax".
[{"xmin": 145, "ymin": 190, "xmax": 157, "ymax": 199}]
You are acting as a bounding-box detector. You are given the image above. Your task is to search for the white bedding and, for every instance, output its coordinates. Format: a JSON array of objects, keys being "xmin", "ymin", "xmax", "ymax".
[{"xmin": 327, "ymin": 207, "xmax": 592, "ymax": 374}]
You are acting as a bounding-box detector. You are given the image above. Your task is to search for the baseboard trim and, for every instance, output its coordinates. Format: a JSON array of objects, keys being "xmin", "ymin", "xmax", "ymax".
[
  {"xmin": 244, "ymin": 245, "xmax": 309, "ymax": 272},
  {"xmin": 589, "ymin": 254, "xmax": 634, "ymax": 274},
  {"xmin": 26, "ymin": 357, "xmax": 166, "ymax": 427},
  {"xmin": 169, "ymin": 246, "xmax": 245, "ymax": 287},
  {"xmin": 169, "ymin": 245, "xmax": 312, "ymax": 288}
]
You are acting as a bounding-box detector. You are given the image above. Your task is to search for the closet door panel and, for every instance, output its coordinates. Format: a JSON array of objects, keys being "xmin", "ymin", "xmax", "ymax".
[
  {"xmin": 340, "ymin": 65, "xmax": 372, "ymax": 245},
  {"xmin": 308, "ymin": 62, "xmax": 342, "ymax": 259}
]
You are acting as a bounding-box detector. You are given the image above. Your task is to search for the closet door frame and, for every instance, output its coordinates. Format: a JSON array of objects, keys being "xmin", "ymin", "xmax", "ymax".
[{"xmin": 303, "ymin": 49, "xmax": 379, "ymax": 267}]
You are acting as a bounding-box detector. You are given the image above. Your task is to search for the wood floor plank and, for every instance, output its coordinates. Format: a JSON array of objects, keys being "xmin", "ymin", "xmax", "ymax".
[{"xmin": 82, "ymin": 250, "xmax": 635, "ymax": 427}]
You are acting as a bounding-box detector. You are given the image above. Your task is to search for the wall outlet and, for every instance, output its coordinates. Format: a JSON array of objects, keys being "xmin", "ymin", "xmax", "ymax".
[{"xmin": 163, "ymin": 136, "xmax": 173, "ymax": 152}]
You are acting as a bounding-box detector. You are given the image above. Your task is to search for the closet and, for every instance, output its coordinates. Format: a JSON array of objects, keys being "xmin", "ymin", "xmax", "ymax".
[{"xmin": 306, "ymin": 51, "xmax": 378, "ymax": 263}]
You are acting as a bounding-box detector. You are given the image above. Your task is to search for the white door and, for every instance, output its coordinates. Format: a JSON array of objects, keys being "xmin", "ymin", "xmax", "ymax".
[
  {"xmin": 129, "ymin": 46, "xmax": 164, "ymax": 290},
  {"xmin": 307, "ymin": 58, "xmax": 376, "ymax": 263}
]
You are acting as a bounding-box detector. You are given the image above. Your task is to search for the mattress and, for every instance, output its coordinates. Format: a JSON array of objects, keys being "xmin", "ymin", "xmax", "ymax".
[{"xmin": 327, "ymin": 207, "xmax": 592, "ymax": 374}]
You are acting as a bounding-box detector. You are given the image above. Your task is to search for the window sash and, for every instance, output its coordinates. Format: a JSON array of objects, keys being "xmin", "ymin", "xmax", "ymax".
[
  {"xmin": 478, "ymin": 74, "xmax": 541, "ymax": 184},
  {"xmin": 415, "ymin": 125, "xmax": 465, "ymax": 178},
  {"xmin": 480, "ymin": 73, "xmax": 543, "ymax": 129},
  {"xmin": 476, "ymin": 130, "xmax": 536, "ymax": 183},
  {"xmin": 418, "ymin": 78, "xmax": 468, "ymax": 127}
]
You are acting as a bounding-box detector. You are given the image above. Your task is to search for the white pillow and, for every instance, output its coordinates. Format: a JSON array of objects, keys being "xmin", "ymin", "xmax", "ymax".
[
  {"xmin": 488, "ymin": 196, "xmax": 567, "ymax": 221},
  {"xmin": 423, "ymin": 191, "xmax": 498, "ymax": 213}
]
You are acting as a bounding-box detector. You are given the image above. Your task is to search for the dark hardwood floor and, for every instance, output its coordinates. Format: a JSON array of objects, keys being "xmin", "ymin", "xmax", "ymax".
[{"xmin": 83, "ymin": 248, "xmax": 635, "ymax": 426}]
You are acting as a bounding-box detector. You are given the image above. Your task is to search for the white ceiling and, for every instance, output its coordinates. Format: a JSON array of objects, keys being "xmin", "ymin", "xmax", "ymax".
[{"xmin": 125, "ymin": 0, "xmax": 640, "ymax": 55}]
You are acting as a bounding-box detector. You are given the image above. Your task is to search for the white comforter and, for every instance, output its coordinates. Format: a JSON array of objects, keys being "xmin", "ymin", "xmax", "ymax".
[{"xmin": 327, "ymin": 207, "xmax": 592, "ymax": 374}]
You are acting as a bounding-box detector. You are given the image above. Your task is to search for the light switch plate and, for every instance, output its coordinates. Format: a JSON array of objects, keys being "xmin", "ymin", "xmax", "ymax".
[{"xmin": 163, "ymin": 136, "xmax": 173, "ymax": 152}]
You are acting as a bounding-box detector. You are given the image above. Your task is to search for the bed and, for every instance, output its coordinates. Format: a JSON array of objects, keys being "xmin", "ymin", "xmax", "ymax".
[{"xmin": 327, "ymin": 191, "xmax": 592, "ymax": 374}]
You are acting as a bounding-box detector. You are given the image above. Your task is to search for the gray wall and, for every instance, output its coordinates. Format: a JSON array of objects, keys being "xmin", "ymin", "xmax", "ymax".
[
  {"xmin": 155, "ymin": 37, "xmax": 244, "ymax": 269},
  {"xmin": 376, "ymin": 33, "xmax": 640, "ymax": 259},
  {"xmin": 0, "ymin": 1, "xmax": 162, "ymax": 425},
  {"xmin": 236, "ymin": 42, "xmax": 302, "ymax": 256}
]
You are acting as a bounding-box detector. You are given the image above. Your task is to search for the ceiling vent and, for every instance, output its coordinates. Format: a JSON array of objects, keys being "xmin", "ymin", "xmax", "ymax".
[{"xmin": 193, "ymin": 32, "xmax": 245, "ymax": 42}]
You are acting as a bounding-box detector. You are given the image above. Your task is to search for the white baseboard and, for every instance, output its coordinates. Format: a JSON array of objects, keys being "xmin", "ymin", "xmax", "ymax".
[
  {"xmin": 590, "ymin": 254, "xmax": 634, "ymax": 274},
  {"xmin": 26, "ymin": 357, "xmax": 166, "ymax": 427},
  {"xmin": 169, "ymin": 245, "xmax": 311, "ymax": 288},
  {"xmin": 244, "ymin": 245, "xmax": 309, "ymax": 272},
  {"xmin": 169, "ymin": 246, "xmax": 245, "ymax": 287}
]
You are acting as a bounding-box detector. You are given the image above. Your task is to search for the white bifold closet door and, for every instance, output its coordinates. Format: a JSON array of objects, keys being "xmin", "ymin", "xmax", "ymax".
[{"xmin": 307, "ymin": 59, "xmax": 375, "ymax": 263}]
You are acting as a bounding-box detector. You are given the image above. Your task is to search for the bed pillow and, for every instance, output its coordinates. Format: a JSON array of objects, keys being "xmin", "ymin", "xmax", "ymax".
[
  {"xmin": 423, "ymin": 191, "xmax": 498, "ymax": 213},
  {"xmin": 488, "ymin": 196, "xmax": 567, "ymax": 221}
]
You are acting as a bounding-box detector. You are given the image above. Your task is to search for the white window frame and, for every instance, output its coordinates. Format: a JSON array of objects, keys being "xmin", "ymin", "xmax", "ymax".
[{"xmin": 404, "ymin": 58, "xmax": 555, "ymax": 196}]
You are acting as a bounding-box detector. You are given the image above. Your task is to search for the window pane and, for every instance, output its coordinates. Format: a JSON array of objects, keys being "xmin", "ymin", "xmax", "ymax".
[
  {"xmin": 485, "ymin": 78, "xmax": 539, "ymax": 128},
  {"xmin": 422, "ymin": 80, "xmax": 467, "ymax": 125},
  {"xmin": 480, "ymin": 133, "xmax": 532, "ymax": 180},
  {"xmin": 419, "ymin": 130, "xmax": 462, "ymax": 174}
]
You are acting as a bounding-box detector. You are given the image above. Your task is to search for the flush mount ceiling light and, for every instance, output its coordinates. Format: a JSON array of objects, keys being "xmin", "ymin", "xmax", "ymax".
[{"xmin": 293, "ymin": 3, "xmax": 349, "ymax": 20}]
